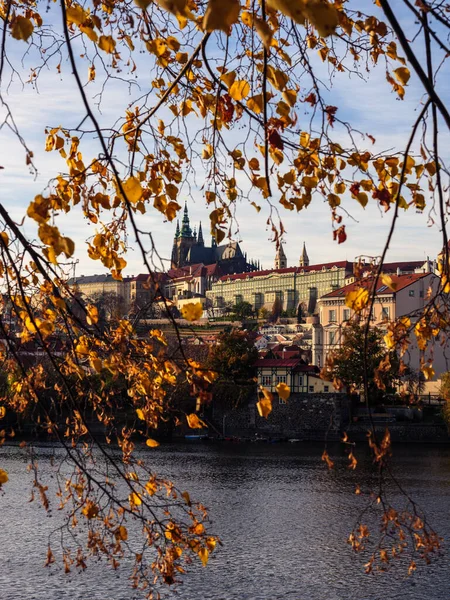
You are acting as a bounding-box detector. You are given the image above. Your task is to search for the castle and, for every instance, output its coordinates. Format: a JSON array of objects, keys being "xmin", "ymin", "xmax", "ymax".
[{"xmin": 170, "ymin": 204, "xmax": 258, "ymax": 275}]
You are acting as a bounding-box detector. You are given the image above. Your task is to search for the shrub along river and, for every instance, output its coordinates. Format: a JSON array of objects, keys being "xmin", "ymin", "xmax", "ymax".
[{"xmin": 1, "ymin": 441, "xmax": 450, "ymax": 599}]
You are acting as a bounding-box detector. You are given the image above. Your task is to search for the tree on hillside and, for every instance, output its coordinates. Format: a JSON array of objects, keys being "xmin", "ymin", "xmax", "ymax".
[
  {"xmin": 270, "ymin": 296, "xmax": 283, "ymax": 323},
  {"xmin": 231, "ymin": 300, "xmax": 254, "ymax": 320},
  {"xmin": 207, "ymin": 330, "xmax": 258, "ymax": 384},
  {"xmin": 324, "ymin": 322, "xmax": 402, "ymax": 404},
  {"xmin": 0, "ymin": 0, "xmax": 449, "ymax": 589}
]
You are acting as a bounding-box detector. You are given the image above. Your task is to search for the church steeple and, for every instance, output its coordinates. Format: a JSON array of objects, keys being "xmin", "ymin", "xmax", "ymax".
[
  {"xmin": 181, "ymin": 202, "xmax": 193, "ymax": 238},
  {"xmin": 197, "ymin": 222, "xmax": 204, "ymax": 246},
  {"xmin": 175, "ymin": 219, "xmax": 180, "ymax": 238},
  {"xmin": 299, "ymin": 242, "xmax": 309, "ymax": 267},
  {"xmin": 275, "ymin": 244, "xmax": 287, "ymax": 270}
]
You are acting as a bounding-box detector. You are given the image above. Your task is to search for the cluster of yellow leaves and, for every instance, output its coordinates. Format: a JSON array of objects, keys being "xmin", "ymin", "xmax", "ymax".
[{"xmin": 181, "ymin": 302, "xmax": 203, "ymax": 321}]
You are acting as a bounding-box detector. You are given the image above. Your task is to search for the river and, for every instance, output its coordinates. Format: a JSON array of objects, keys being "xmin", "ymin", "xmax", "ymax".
[{"xmin": 1, "ymin": 441, "xmax": 450, "ymax": 599}]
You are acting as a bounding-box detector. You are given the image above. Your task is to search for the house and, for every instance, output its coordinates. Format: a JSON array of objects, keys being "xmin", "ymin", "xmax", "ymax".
[
  {"xmin": 254, "ymin": 358, "xmax": 320, "ymax": 394},
  {"xmin": 254, "ymin": 335, "xmax": 269, "ymax": 351},
  {"xmin": 312, "ymin": 271, "xmax": 450, "ymax": 376}
]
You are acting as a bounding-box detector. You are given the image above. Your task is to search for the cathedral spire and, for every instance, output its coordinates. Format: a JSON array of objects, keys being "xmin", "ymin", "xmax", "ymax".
[
  {"xmin": 175, "ymin": 219, "xmax": 180, "ymax": 238},
  {"xmin": 197, "ymin": 222, "xmax": 204, "ymax": 246},
  {"xmin": 180, "ymin": 202, "xmax": 192, "ymax": 237},
  {"xmin": 299, "ymin": 242, "xmax": 309, "ymax": 267}
]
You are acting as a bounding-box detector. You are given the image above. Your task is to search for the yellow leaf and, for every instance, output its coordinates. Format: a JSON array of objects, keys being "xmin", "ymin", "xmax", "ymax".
[
  {"xmin": 0, "ymin": 407, "xmax": 5, "ymax": 419},
  {"xmin": 129, "ymin": 492, "xmax": 142, "ymax": 506},
  {"xmin": 247, "ymin": 94, "xmax": 264, "ymax": 114},
  {"xmin": 321, "ymin": 449, "xmax": 334, "ymax": 469},
  {"xmin": 422, "ymin": 364, "xmax": 435, "ymax": 381},
  {"xmin": 194, "ymin": 523, "xmax": 205, "ymax": 534},
  {"xmin": 380, "ymin": 273, "xmax": 397, "ymax": 291},
  {"xmin": 86, "ymin": 304, "xmax": 99, "ymax": 325},
  {"xmin": 182, "ymin": 491, "xmax": 191, "ymax": 505},
  {"xmin": 81, "ymin": 501, "xmax": 99, "ymax": 519},
  {"xmin": 254, "ymin": 18, "xmax": 273, "ymax": 50},
  {"xmin": 257, "ymin": 388, "xmax": 273, "ymax": 418},
  {"xmin": 136, "ymin": 408, "xmax": 145, "ymax": 420},
  {"xmin": 122, "ymin": 176, "xmax": 143, "ymax": 203},
  {"xmin": 393, "ymin": 67, "xmax": 410, "ymax": 86},
  {"xmin": 276, "ymin": 382, "xmax": 290, "ymax": 401},
  {"xmin": 186, "ymin": 413, "xmax": 207, "ymax": 429},
  {"xmin": 300, "ymin": 131, "xmax": 310, "ymax": 148},
  {"xmin": 282, "ymin": 89, "xmax": 297, "ymax": 107},
  {"xmin": 384, "ymin": 331, "xmax": 395, "ymax": 350},
  {"xmin": 115, "ymin": 525, "xmax": 128, "ymax": 541},
  {"xmin": 0, "ymin": 469, "xmax": 8, "ymax": 484},
  {"xmin": 11, "ymin": 16, "xmax": 34, "ymax": 41},
  {"xmin": 181, "ymin": 302, "xmax": 203, "ymax": 321},
  {"xmin": 229, "ymin": 80, "xmax": 250, "ymax": 101},
  {"xmin": 203, "ymin": 0, "xmax": 240, "ymax": 33},
  {"xmin": 146, "ymin": 438, "xmax": 160, "ymax": 447},
  {"xmin": 66, "ymin": 4, "xmax": 87, "ymax": 25},
  {"xmin": 80, "ymin": 25, "xmax": 98, "ymax": 42},
  {"xmin": 98, "ymin": 35, "xmax": 116, "ymax": 53},
  {"xmin": 198, "ymin": 547, "xmax": 209, "ymax": 567},
  {"xmin": 305, "ymin": 0, "xmax": 339, "ymax": 37},
  {"xmin": 356, "ymin": 192, "xmax": 368, "ymax": 208},
  {"xmin": 266, "ymin": 0, "xmax": 306, "ymax": 25},
  {"xmin": 345, "ymin": 287, "xmax": 369, "ymax": 312}
]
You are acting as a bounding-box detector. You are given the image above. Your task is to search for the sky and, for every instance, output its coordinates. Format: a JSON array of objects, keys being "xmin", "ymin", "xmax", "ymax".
[{"xmin": 0, "ymin": 1, "xmax": 448, "ymax": 277}]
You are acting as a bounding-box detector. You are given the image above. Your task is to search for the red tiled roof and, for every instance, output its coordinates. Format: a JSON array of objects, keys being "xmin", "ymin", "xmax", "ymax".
[
  {"xmin": 168, "ymin": 262, "xmax": 223, "ymax": 280},
  {"xmin": 219, "ymin": 261, "xmax": 353, "ymax": 281},
  {"xmin": 254, "ymin": 359, "xmax": 317, "ymax": 371},
  {"xmin": 131, "ymin": 273, "xmax": 167, "ymax": 283},
  {"xmin": 382, "ymin": 261, "xmax": 424, "ymax": 272},
  {"xmin": 321, "ymin": 272, "xmax": 432, "ymax": 299}
]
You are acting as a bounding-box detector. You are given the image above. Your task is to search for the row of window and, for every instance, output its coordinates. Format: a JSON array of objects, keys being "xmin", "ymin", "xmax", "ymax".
[{"xmin": 328, "ymin": 306, "xmax": 391, "ymax": 322}]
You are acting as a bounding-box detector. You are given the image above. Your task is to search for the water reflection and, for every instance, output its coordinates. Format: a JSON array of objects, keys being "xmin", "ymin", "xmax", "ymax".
[{"xmin": 0, "ymin": 442, "xmax": 449, "ymax": 599}]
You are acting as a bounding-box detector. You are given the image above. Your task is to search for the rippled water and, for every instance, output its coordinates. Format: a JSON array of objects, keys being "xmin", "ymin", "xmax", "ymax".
[{"xmin": 1, "ymin": 442, "xmax": 450, "ymax": 599}]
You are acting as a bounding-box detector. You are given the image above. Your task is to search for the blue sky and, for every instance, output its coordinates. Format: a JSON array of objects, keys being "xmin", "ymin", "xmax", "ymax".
[{"xmin": 0, "ymin": 1, "xmax": 448, "ymax": 276}]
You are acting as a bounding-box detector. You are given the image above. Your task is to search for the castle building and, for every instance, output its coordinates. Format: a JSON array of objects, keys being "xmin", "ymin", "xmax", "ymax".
[
  {"xmin": 171, "ymin": 203, "xmax": 257, "ymax": 275},
  {"xmin": 206, "ymin": 256, "xmax": 431, "ymax": 317}
]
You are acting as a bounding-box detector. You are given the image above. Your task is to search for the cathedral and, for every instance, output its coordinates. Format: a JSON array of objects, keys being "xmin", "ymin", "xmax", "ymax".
[{"xmin": 170, "ymin": 204, "xmax": 258, "ymax": 275}]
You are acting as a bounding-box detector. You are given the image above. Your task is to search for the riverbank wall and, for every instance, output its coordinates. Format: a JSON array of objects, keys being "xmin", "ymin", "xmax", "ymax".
[{"xmin": 212, "ymin": 393, "xmax": 350, "ymax": 440}]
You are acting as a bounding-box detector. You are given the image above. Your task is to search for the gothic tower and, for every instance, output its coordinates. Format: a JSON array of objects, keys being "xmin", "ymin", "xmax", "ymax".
[
  {"xmin": 299, "ymin": 242, "xmax": 309, "ymax": 267},
  {"xmin": 171, "ymin": 204, "xmax": 196, "ymax": 268},
  {"xmin": 275, "ymin": 244, "xmax": 287, "ymax": 269}
]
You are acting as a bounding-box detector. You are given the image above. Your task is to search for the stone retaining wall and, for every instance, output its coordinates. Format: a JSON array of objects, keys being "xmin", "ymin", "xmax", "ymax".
[{"xmin": 212, "ymin": 393, "xmax": 350, "ymax": 439}]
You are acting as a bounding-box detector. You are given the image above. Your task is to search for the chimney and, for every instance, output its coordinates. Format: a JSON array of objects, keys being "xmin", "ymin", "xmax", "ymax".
[{"xmin": 397, "ymin": 267, "xmax": 401, "ymax": 276}]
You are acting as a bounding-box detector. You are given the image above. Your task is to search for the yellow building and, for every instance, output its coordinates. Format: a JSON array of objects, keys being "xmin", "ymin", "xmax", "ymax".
[{"xmin": 207, "ymin": 260, "xmax": 354, "ymax": 315}]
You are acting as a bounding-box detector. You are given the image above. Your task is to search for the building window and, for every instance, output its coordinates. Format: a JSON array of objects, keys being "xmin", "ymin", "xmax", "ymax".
[
  {"xmin": 298, "ymin": 376, "xmax": 303, "ymax": 386},
  {"xmin": 409, "ymin": 290, "xmax": 415, "ymax": 297},
  {"xmin": 324, "ymin": 385, "xmax": 329, "ymax": 392},
  {"xmin": 329, "ymin": 330, "xmax": 336, "ymax": 345},
  {"xmin": 343, "ymin": 308, "xmax": 350, "ymax": 321},
  {"xmin": 309, "ymin": 385, "xmax": 314, "ymax": 392},
  {"xmin": 262, "ymin": 375, "xmax": 272, "ymax": 387},
  {"xmin": 381, "ymin": 306, "xmax": 390, "ymax": 320},
  {"xmin": 420, "ymin": 290, "xmax": 424, "ymax": 298},
  {"xmin": 276, "ymin": 375, "xmax": 287, "ymax": 384},
  {"xmin": 329, "ymin": 309, "xmax": 336, "ymax": 322}
]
